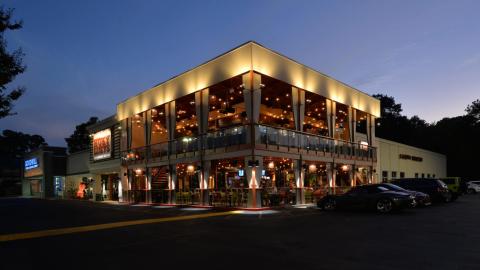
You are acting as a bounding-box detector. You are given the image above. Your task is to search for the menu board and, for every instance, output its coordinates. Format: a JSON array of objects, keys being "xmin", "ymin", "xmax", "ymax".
[{"xmin": 92, "ymin": 129, "xmax": 111, "ymax": 160}]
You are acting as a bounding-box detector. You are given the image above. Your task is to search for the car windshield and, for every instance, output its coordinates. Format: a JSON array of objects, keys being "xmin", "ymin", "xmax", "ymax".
[
  {"xmin": 442, "ymin": 179, "xmax": 455, "ymax": 184},
  {"xmin": 382, "ymin": 183, "xmax": 406, "ymax": 191},
  {"xmin": 377, "ymin": 186, "xmax": 389, "ymax": 192}
]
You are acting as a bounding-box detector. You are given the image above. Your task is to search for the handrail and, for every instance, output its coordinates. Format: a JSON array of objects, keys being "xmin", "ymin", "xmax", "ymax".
[{"xmin": 121, "ymin": 123, "xmax": 376, "ymax": 164}]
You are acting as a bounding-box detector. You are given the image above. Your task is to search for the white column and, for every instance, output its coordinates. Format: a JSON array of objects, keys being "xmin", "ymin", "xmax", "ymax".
[
  {"xmin": 168, "ymin": 164, "xmax": 177, "ymax": 204},
  {"xmin": 200, "ymin": 160, "xmax": 210, "ymax": 205},
  {"xmin": 146, "ymin": 167, "xmax": 152, "ymax": 203},
  {"xmin": 294, "ymin": 159, "xmax": 305, "ymax": 205},
  {"xmin": 245, "ymin": 156, "xmax": 263, "ymax": 208}
]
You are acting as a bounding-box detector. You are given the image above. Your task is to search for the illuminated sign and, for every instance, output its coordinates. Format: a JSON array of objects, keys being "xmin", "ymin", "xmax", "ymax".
[
  {"xmin": 92, "ymin": 129, "xmax": 112, "ymax": 160},
  {"xmin": 399, "ymin": 154, "xmax": 423, "ymax": 162},
  {"xmin": 238, "ymin": 169, "xmax": 244, "ymax": 177},
  {"xmin": 25, "ymin": 158, "xmax": 39, "ymax": 170}
]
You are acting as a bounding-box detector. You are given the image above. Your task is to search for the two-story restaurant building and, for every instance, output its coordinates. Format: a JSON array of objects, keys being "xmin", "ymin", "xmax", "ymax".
[{"xmin": 90, "ymin": 41, "xmax": 381, "ymax": 208}]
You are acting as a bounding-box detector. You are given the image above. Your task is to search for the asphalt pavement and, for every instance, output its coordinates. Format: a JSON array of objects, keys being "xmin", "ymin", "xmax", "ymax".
[{"xmin": 1, "ymin": 195, "xmax": 479, "ymax": 270}]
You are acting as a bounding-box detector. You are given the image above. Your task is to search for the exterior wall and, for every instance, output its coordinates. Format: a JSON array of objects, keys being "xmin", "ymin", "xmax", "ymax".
[
  {"xmin": 87, "ymin": 116, "xmax": 122, "ymax": 201},
  {"xmin": 22, "ymin": 147, "xmax": 67, "ymax": 198},
  {"xmin": 377, "ymin": 138, "xmax": 447, "ymax": 180},
  {"xmin": 67, "ymin": 150, "xmax": 90, "ymax": 175},
  {"xmin": 117, "ymin": 42, "xmax": 380, "ymax": 120}
]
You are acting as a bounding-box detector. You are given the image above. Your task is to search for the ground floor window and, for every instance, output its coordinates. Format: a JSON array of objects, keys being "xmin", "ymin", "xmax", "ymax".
[{"xmin": 335, "ymin": 164, "xmax": 351, "ymax": 193}]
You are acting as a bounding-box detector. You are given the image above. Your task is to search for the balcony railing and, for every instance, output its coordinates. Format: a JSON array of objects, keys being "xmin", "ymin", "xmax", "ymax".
[
  {"xmin": 257, "ymin": 124, "xmax": 376, "ymax": 160},
  {"xmin": 121, "ymin": 124, "xmax": 376, "ymax": 165}
]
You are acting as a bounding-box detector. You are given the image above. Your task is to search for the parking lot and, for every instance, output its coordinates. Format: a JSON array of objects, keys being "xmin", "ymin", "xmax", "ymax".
[{"xmin": 1, "ymin": 195, "xmax": 480, "ymax": 270}]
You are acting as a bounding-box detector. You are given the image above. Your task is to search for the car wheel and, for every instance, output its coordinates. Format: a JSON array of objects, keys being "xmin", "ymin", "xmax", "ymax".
[
  {"xmin": 376, "ymin": 199, "xmax": 393, "ymax": 213},
  {"xmin": 467, "ymin": 188, "xmax": 476, "ymax": 194},
  {"xmin": 322, "ymin": 198, "xmax": 336, "ymax": 211}
]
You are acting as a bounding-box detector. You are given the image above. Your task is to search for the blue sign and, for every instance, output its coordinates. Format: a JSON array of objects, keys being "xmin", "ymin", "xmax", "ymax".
[
  {"xmin": 238, "ymin": 169, "xmax": 244, "ymax": 177},
  {"xmin": 25, "ymin": 158, "xmax": 39, "ymax": 170}
]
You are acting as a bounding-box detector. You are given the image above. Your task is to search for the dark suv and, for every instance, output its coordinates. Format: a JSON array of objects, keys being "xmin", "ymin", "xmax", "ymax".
[{"xmin": 390, "ymin": 178, "xmax": 452, "ymax": 203}]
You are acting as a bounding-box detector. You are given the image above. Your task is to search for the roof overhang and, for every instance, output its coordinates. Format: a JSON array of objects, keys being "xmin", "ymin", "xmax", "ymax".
[{"xmin": 117, "ymin": 41, "xmax": 380, "ymax": 120}]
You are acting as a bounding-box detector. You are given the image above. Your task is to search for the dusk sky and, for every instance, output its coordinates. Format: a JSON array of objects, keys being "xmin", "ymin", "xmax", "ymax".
[{"xmin": 1, "ymin": 0, "xmax": 479, "ymax": 146}]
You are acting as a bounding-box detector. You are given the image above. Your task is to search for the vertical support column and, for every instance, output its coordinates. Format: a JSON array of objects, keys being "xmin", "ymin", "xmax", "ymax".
[
  {"xmin": 145, "ymin": 109, "xmax": 152, "ymax": 159},
  {"xmin": 126, "ymin": 118, "xmax": 132, "ymax": 150},
  {"xmin": 118, "ymin": 167, "xmax": 127, "ymax": 202},
  {"xmin": 168, "ymin": 101, "xmax": 176, "ymax": 146},
  {"xmin": 351, "ymin": 108, "xmax": 356, "ymax": 143},
  {"xmin": 327, "ymin": 100, "xmax": 336, "ymax": 138},
  {"xmin": 127, "ymin": 169, "xmax": 133, "ymax": 203},
  {"xmin": 168, "ymin": 164, "xmax": 177, "ymax": 204},
  {"xmin": 351, "ymin": 164, "xmax": 356, "ymax": 186},
  {"xmin": 294, "ymin": 159, "xmax": 305, "ymax": 205},
  {"xmin": 367, "ymin": 114, "xmax": 375, "ymax": 146},
  {"xmin": 120, "ymin": 118, "xmax": 128, "ymax": 152},
  {"xmin": 199, "ymin": 160, "xmax": 210, "ymax": 205},
  {"xmin": 326, "ymin": 163, "xmax": 333, "ymax": 195},
  {"xmin": 146, "ymin": 167, "xmax": 152, "ymax": 203},
  {"xmin": 243, "ymin": 73, "xmax": 261, "ymax": 143},
  {"xmin": 245, "ymin": 156, "xmax": 263, "ymax": 208},
  {"xmin": 201, "ymin": 89, "xmax": 209, "ymax": 134},
  {"xmin": 331, "ymin": 163, "xmax": 337, "ymax": 194}
]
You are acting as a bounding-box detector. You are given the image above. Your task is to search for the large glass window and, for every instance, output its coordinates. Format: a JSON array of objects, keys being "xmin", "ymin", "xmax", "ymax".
[
  {"xmin": 150, "ymin": 104, "xmax": 168, "ymax": 144},
  {"xmin": 335, "ymin": 164, "xmax": 352, "ymax": 193},
  {"xmin": 175, "ymin": 93, "xmax": 197, "ymax": 138},
  {"xmin": 356, "ymin": 110, "xmax": 367, "ymax": 134},
  {"xmin": 131, "ymin": 112, "xmax": 146, "ymax": 148},
  {"xmin": 304, "ymin": 91, "xmax": 328, "ymax": 136},
  {"xmin": 208, "ymin": 76, "xmax": 247, "ymax": 132},
  {"xmin": 211, "ymin": 158, "xmax": 246, "ymax": 190},
  {"xmin": 335, "ymin": 103, "xmax": 350, "ymax": 141},
  {"xmin": 259, "ymin": 75, "xmax": 295, "ymax": 130}
]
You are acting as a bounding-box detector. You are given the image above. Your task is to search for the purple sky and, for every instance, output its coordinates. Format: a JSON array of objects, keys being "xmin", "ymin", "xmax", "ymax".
[{"xmin": 1, "ymin": 0, "xmax": 479, "ymax": 146}]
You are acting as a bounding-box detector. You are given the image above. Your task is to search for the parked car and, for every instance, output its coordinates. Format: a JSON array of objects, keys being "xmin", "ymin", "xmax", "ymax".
[
  {"xmin": 390, "ymin": 178, "xmax": 452, "ymax": 203},
  {"xmin": 466, "ymin": 181, "xmax": 480, "ymax": 194},
  {"xmin": 317, "ymin": 184, "xmax": 415, "ymax": 213},
  {"xmin": 440, "ymin": 177, "xmax": 461, "ymax": 200},
  {"xmin": 378, "ymin": 183, "xmax": 431, "ymax": 207}
]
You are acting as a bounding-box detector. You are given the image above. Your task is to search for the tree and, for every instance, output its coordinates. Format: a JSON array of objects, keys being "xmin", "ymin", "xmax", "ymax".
[
  {"xmin": 0, "ymin": 129, "xmax": 47, "ymax": 158},
  {"xmin": 372, "ymin": 94, "xmax": 403, "ymax": 117},
  {"xmin": 65, "ymin": 117, "xmax": 98, "ymax": 153},
  {"xmin": 466, "ymin": 99, "xmax": 480, "ymax": 124},
  {"xmin": 0, "ymin": 7, "xmax": 25, "ymax": 118}
]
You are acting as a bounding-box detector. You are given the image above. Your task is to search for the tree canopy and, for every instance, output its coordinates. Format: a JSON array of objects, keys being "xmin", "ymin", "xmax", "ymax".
[
  {"xmin": 0, "ymin": 6, "xmax": 25, "ymax": 118},
  {"xmin": 373, "ymin": 95, "xmax": 480, "ymax": 179},
  {"xmin": 0, "ymin": 129, "xmax": 47, "ymax": 158},
  {"xmin": 65, "ymin": 117, "xmax": 98, "ymax": 153}
]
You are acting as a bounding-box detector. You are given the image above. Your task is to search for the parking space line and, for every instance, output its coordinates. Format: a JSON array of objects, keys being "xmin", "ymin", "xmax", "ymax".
[{"xmin": 0, "ymin": 211, "xmax": 239, "ymax": 242}]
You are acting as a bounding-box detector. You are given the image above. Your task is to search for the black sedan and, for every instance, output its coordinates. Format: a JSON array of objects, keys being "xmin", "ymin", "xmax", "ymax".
[
  {"xmin": 317, "ymin": 184, "xmax": 415, "ymax": 213},
  {"xmin": 379, "ymin": 183, "xmax": 431, "ymax": 207}
]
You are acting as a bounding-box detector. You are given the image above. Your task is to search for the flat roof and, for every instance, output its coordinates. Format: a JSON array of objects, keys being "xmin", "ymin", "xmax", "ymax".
[{"xmin": 117, "ymin": 41, "xmax": 380, "ymax": 120}]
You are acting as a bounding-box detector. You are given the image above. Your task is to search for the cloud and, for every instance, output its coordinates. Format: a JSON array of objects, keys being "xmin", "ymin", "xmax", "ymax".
[{"xmin": 459, "ymin": 53, "xmax": 480, "ymax": 68}]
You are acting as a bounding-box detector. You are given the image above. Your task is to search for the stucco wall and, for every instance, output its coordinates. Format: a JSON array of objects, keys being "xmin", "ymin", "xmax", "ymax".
[{"xmin": 377, "ymin": 138, "xmax": 447, "ymax": 180}]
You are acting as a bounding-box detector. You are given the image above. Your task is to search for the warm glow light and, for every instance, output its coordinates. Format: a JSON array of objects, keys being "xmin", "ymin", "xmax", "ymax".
[
  {"xmin": 309, "ymin": 164, "xmax": 317, "ymax": 173},
  {"xmin": 268, "ymin": 161, "xmax": 275, "ymax": 169},
  {"xmin": 187, "ymin": 165, "xmax": 195, "ymax": 173},
  {"xmin": 341, "ymin": 165, "xmax": 349, "ymax": 171}
]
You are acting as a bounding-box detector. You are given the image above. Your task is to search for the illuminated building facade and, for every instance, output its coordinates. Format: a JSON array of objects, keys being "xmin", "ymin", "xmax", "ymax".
[{"xmin": 101, "ymin": 42, "xmax": 381, "ymax": 208}]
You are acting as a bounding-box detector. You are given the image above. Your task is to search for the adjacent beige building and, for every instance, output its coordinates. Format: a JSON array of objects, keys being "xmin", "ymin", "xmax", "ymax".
[{"xmin": 377, "ymin": 138, "xmax": 447, "ymax": 181}]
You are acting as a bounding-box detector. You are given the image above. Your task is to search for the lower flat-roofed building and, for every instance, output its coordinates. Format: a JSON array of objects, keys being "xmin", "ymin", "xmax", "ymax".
[
  {"xmin": 377, "ymin": 138, "xmax": 447, "ymax": 182},
  {"xmin": 22, "ymin": 146, "xmax": 67, "ymax": 198}
]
